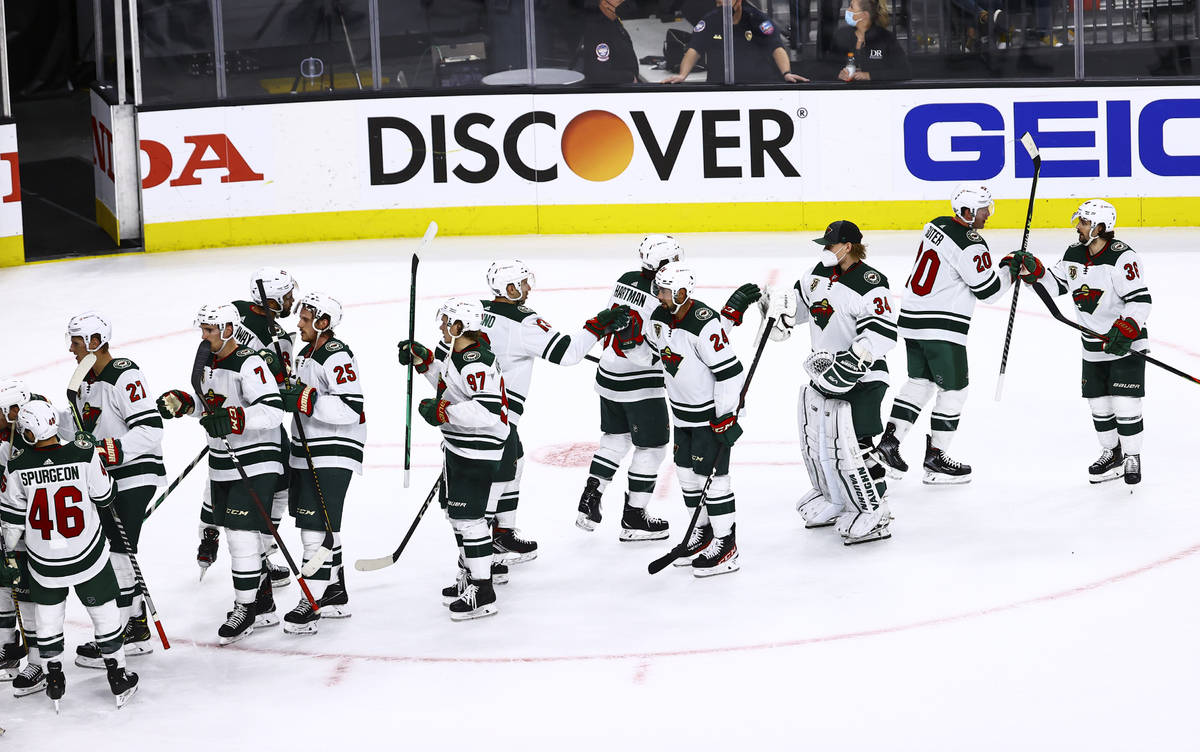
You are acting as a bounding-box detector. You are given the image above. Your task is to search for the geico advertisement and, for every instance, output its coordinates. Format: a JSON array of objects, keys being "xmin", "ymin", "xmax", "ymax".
[{"xmin": 0, "ymin": 123, "xmax": 21, "ymax": 238}]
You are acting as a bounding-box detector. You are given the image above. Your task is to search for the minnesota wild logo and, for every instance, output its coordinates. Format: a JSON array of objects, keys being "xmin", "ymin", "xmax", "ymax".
[
  {"xmin": 81, "ymin": 402, "xmax": 102, "ymax": 432},
  {"xmin": 203, "ymin": 390, "xmax": 228, "ymax": 410},
  {"xmin": 1072, "ymin": 285, "xmax": 1104, "ymax": 314},
  {"xmin": 809, "ymin": 299, "xmax": 835, "ymax": 329},
  {"xmin": 660, "ymin": 346, "xmax": 684, "ymax": 377}
]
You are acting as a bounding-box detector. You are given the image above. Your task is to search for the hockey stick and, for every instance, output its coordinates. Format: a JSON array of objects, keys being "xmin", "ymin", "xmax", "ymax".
[
  {"xmin": 66, "ymin": 354, "xmax": 170, "ymax": 649},
  {"xmin": 995, "ymin": 132, "xmax": 1041, "ymax": 401},
  {"xmin": 189, "ymin": 341, "xmax": 320, "ymax": 611},
  {"xmin": 1029, "ymin": 283, "xmax": 1200, "ymax": 386},
  {"xmin": 0, "ymin": 527, "xmax": 30, "ymax": 656},
  {"xmin": 405, "ymin": 221, "xmax": 439, "ymax": 488},
  {"xmin": 354, "ymin": 476, "xmax": 441, "ymax": 571},
  {"xmin": 256, "ymin": 279, "xmax": 336, "ymax": 578},
  {"xmin": 648, "ymin": 316, "xmax": 776, "ymax": 575},
  {"xmin": 142, "ymin": 446, "xmax": 208, "ymax": 521}
]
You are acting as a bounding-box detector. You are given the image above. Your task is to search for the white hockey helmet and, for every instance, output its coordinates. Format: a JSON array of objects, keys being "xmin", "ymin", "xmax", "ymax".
[
  {"xmin": 437, "ymin": 297, "xmax": 484, "ymax": 337},
  {"xmin": 950, "ymin": 183, "xmax": 995, "ymax": 220},
  {"xmin": 486, "ymin": 260, "xmax": 535, "ymax": 301},
  {"xmin": 17, "ymin": 399, "xmax": 59, "ymax": 444},
  {"xmin": 194, "ymin": 303, "xmax": 241, "ymax": 343},
  {"xmin": 65, "ymin": 311, "xmax": 112, "ymax": 353},
  {"xmin": 0, "ymin": 378, "xmax": 31, "ymax": 420},
  {"xmin": 298, "ymin": 291, "xmax": 343, "ymax": 331},
  {"xmin": 251, "ymin": 268, "xmax": 298, "ymax": 316},
  {"xmin": 653, "ymin": 261, "xmax": 695, "ymax": 312},
  {"xmin": 638, "ymin": 234, "xmax": 684, "ymax": 271},
  {"xmin": 1071, "ymin": 199, "xmax": 1116, "ymax": 238}
]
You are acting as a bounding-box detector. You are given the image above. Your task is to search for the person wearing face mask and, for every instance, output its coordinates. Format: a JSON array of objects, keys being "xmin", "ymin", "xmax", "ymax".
[
  {"xmin": 759, "ymin": 221, "xmax": 899, "ymax": 545},
  {"xmin": 875, "ymin": 184, "xmax": 1011, "ymax": 485},
  {"xmin": 831, "ymin": 0, "xmax": 910, "ymax": 82},
  {"xmin": 661, "ymin": 0, "xmax": 810, "ymax": 84}
]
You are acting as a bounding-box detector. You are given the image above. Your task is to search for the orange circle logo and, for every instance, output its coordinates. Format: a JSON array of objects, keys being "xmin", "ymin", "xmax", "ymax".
[{"xmin": 561, "ymin": 110, "xmax": 634, "ymax": 182}]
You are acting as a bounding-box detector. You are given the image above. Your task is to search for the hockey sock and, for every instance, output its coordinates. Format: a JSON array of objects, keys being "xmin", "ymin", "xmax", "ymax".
[
  {"xmin": 0, "ymin": 588, "xmax": 15, "ymax": 642},
  {"xmin": 200, "ymin": 481, "xmax": 216, "ymax": 526},
  {"xmin": 864, "ymin": 441, "xmax": 889, "ymax": 499},
  {"xmin": 110, "ymin": 553, "xmax": 137, "ymax": 625},
  {"xmin": 300, "ymin": 529, "xmax": 332, "ymax": 595},
  {"xmin": 34, "ymin": 600, "xmax": 67, "ymax": 660},
  {"xmin": 930, "ymin": 388, "xmax": 968, "ymax": 451},
  {"xmin": 451, "ymin": 518, "xmax": 491, "ymax": 580},
  {"xmin": 260, "ymin": 489, "xmax": 288, "ymax": 557},
  {"xmin": 589, "ymin": 433, "xmax": 633, "ymax": 493},
  {"xmin": 1087, "ymin": 397, "xmax": 1119, "ymax": 449},
  {"xmin": 494, "ymin": 456, "xmax": 524, "ymax": 529},
  {"xmin": 888, "ymin": 378, "xmax": 937, "ymax": 442},
  {"xmin": 1112, "ymin": 396, "xmax": 1143, "ymax": 454},
  {"xmin": 626, "ymin": 445, "xmax": 666, "ymax": 509},
  {"xmin": 676, "ymin": 467, "xmax": 711, "ymax": 528},
  {"xmin": 85, "ymin": 602, "xmax": 125, "ymax": 664},
  {"xmin": 330, "ymin": 535, "xmax": 343, "ymax": 584},
  {"xmin": 227, "ymin": 529, "xmax": 262, "ymax": 604},
  {"xmin": 705, "ymin": 474, "xmax": 736, "ymax": 537}
]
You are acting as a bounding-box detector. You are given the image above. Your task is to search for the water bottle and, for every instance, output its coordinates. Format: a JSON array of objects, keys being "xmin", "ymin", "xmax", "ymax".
[{"xmin": 845, "ymin": 52, "xmax": 857, "ymax": 77}]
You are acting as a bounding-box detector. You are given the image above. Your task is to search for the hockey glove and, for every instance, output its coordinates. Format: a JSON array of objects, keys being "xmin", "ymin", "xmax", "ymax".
[
  {"xmin": 584, "ymin": 305, "xmax": 632, "ymax": 339},
  {"xmin": 418, "ymin": 397, "xmax": 450, "ymax": 426},
  {"xmin": 156, "ymin": 389, "xmax": 194, "ymax": 419},
  {"xmin": 612, "ymin": 309, "xmax": 645, "ymax": 355},
  {"xmin": 0, "ymin": 555, "xmax": 19, "ymax": 588},
  {"xmin": 280, "ymin": 382, "xmax": 318, "ymax": 416},
  {"xmin": 76, "ymin": 431, "xmax": 122, "ymax": 466},
  {"xmin": 1103, "ymin": 317, "xmax": 1140, "ymax": 356},
  {"xmin": 721, "ymin": 283, "xmax": 762, "ymax": 327},
  {"xmin": 710, "ymin": 413, "xmax": 744, "ymax": 447},
  {"xmin": 1000, "ymin": 250, "xmax": 1045, "ymax": 283},
  {"xmin": 397, "ymin": 340, "xmax": 433, "ymax": 374},
  {"xmin": 199, "ymin": 407, "xmax": 245, "ymax": 438}
]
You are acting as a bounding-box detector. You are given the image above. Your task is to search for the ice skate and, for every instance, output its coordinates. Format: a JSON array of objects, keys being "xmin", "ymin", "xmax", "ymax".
[
  {"xmin": 197, "ymin": 527, "xmax": 220, "ymax": 581},
  {"xmin": 267, "ymin": 559, "xmax": 291, "ymax": 589},
  {"xmin": 1088, "ymin": 447, "xmax": 1123, "ymax": 483},
  {"xmin": 441, "ymin": 565, "xmax": 470, "ymax": 607},
  {"xmin": 491, "ymin": 560, "xmax": 509, "ymax": 585},
  {"xmin": 282, "ymin": 598, "xmax": 319, "ymax": 635},
  {"xmin": 317, "ymin": 569, "xmax": 352, "ymax": 618},
  {"xmin": 217, "ymin": 602, "xmax": 255, "ymax": 646},
  {"xmin": 837, "ymin": 505, "xmax": 892, "ymax": 546},
  {"xmin": 876, "ymin": 423, "xmax": 908, "ymax": 479},
  {"xmin": 104, "ymin": 658, "xmax": 138, "ymax": 709},
  {"xmin": 45, "ymin": 661, "xmax": 64, "ymax": 714},
  {"xmin": 1123, "ymin": 453, "xmax": 1141, "ymax": 486},
  {"xmin": 691, "ymin": 526, "xmax": 739, "ymax": 578},
  {"xmin": 796, "ymin": 488, "xmax": 843, "ymax": 529},
  {"xmin": 672, "ymin": 522, "xmax": 713, "ymax": 567},
  {"xmin": 922, "ymin": 435, "xmax": 972, "ymax": 485},
  {"xmin": 619, "ymin": 502, "xmax": 669, "ymax": 542},
  {"xmin": 121, "ymin": 606, "xmax": 154, "ymax": 657},
  {"xmin": 11, "ymin": 662, "xmax": 45, "ymax": 697},
  {"xmin": 448, "ymin": 579, "xmax": 498, "ymax": 621},
  {"xmin": 492, "ymin": 525, "xmax": 538, "ymax": 564},
  {"xmin": 576, "ymin": 477, "xmax": 603, "ymax": 531},
  {"xmin": 253, "ymin": 576, "xmax": 280, "ymax": 628},
  {"xmin": 0, "ymin": 639, "xmax": 27, "ymax": 680}
]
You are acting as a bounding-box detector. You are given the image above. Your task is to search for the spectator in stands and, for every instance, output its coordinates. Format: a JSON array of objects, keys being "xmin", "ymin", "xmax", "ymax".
[
  {"xmin": 661, "ymin": 0, "xmax": 810, "ymax": 83},
  {"xmin": 831, "ymin": 0, "xmax": 911, "ymax": 81}
]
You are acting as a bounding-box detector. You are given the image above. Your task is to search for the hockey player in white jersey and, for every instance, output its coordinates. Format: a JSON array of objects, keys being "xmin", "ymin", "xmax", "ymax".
[
  {"xmin": 876, "ymin": 184, "xmax": 1011, "ymax": 484},
  {"xmin": 639, "ymin": 262, "xmax": 749, "ymax": 576},
  {"xmin": 57, "ymin": 312, "xmax": 166, "ymax": 668},
  {"xmin": 1006, "ymin": 199, "xmax": 1151, "ymax": 485},
  {"xmin": 156, "ymin": 304, "xmax": 286, "ymax": 644},
  {"xmin": 763, "ymin": 220, "xmax": 899, "ymax": 545},
  {"xmin": 0, "ymin": 380, "xmax": 44, "ymax": 695},
  {"xmin": 577, "ymin": 235, "xmax": 679, "ymax": 541},
  {"xmin": 281, "ymin": 292, "xmax": 363, "ymax": 634},
  {"xmin": 398, "ymin": 298, "xmax": 510, "ymax": 619},
  {"xmin": 1, "ymin": 400, "xmax": 138, "ymax": 710},
  {"xmin": 477, "ymin": 259, "xmax": 630, "ymax": 561}
]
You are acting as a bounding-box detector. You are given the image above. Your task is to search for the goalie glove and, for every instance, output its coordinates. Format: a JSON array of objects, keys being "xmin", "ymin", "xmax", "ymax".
[
  {"xmin": 280, "ymin": 382, "xmax": 318, "ymax": 416},
  {"xmin": 397, "ymin": 340, "xmax": 433, "ymax": 374},
  {"xmin": 418, "ymin": 397, "xmax": 450, "ymax": 426},
  {"xmin": 806, "ymin": 340, "xmax": 872, "ymax": 396},
  {"xmin": 721, "ymin": 283, "xmax": 762, "ymax": 327},
  {"xmin": 156, "ymin": 389, "xmax": 194, "ymax": 419},
  {"xmin": 1103, "ymin": 317, "xmax": 1140, "ymax": 356},
  {"xmin": 199, "ymin": 407, "xmax": 246, "ymax": 438}
]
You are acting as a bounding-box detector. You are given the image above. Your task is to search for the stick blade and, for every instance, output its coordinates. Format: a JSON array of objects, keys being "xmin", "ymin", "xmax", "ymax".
[
  {"xmin": 647, "ymin": 549, "xmax": 679, "ymax": 575},
  {"xmin": 354, "ymin": 556, "xmax": 395, "ymax": 572},
  {"xmin": 300, "ymin": 545, "xmax": 332, "ymax": 578},
  {"xmin": 68, "ymin": 353, "xmax": 98, "ymax": 392},
  {"xmin": 1019, "ymin": 132, "xmax": 1039, "ymax": 160}
]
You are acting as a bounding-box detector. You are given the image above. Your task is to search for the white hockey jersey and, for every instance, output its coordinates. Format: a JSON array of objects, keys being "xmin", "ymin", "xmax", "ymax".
[
  {"xmin": 897, "ymin": 217, "xmax": 1010, "ymax": 346},
  {"xmin": 1038, "ymin": 237, "xmax": 1152, "ymax": 362},
  {"xmin": 291, "ymin": 337, "xmax": 366, "ymax": 474},
  {"xmin": 477, "ymin": 300, "xmax": 599, "ymax": 427},
  {"xmin": 57, "ymin": 357, "xmax": 165, "ymax": 492},
  {"xmin": 425, "ymin": 340, "xmax": 510, "ymax": 462},
  {"xmin": 187, "ymin": 347, "xmax": 286, "ymax": 481},
  {"xmin": 594, "ymin": 270, "xmax": 667, "ymax": 404},
  {"xmin": 2, "ymin": 439, "xmax": 116, "ymax": 588},
  {"xmin": 643, "ymin": 300, "xmax": 744, "ymax": 428},
  {"xmin": 233, "ymin": 300, "xmax": 296, "ymax": 372}
]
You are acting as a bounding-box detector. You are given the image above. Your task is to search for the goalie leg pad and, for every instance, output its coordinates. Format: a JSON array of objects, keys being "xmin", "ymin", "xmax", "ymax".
[
  {"xmin": 627, "ymin": 444, "xmax": 666, "ymax": 510},
  {"xmin": 450, "ymin": 518, "xmax": 492, "ymax": 581},
  {"xmin": 798, "ymin": 386, "xmax": 845, "ymax": 526},
  {"xmin": 826, "ymin": 400, "xmax": 891, "ymax": 544},
  {"xmin": 590, "ymin": 432, "xmax": 633, "ymax": 492},
  {"xmin": 1111, "ymin": 396, "xmax": 1144, "ymax": 455},
  {"xmin": 888, "ymin": 378, "xmax": 937, "ymax": 442}
]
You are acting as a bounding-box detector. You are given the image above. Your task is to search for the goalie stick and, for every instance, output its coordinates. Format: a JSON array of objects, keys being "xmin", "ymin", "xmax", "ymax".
[
  {"xmin": 648, "ymin": 315, "xmax": 776, "ymax": 575},
  {"xmin": 405, "ymin": 221, "xmax": 439, "ymax": 489},
  {"xmin": 67, "ymin": 354, "xmax": 170, "ymax": 649},
  {"xmin": 995, "ymin": 131, "xmax": 1041, "ymax": 401},
  {"xmin": 354, "ymin": 476, "xmax": 441, "ymax": 571}
]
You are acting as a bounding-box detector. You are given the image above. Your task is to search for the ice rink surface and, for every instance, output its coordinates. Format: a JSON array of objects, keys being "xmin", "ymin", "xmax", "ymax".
[{"xmin": 2, "ymin": 228, "xmax": 1199, "ymax": 749}]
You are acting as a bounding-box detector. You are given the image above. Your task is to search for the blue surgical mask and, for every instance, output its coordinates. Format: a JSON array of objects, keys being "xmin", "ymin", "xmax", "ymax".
[{"xmin": 845, "ymin": 9, "xmax": 858, "ymax": 25}]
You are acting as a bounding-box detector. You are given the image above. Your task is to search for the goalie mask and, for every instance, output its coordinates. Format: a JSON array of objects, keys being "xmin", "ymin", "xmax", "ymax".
[
  {"xmin": 17, "ymin": 399, "xmax": 59, "ymax": 444},
  {"xmin": 251, "ymin": 268, "xmax": 298, "ymax": 317},
  {"xmin": 653, "ymin": 261, "xmax": 695, "ymax": 314},
  {"xmin": 950, "ymin": 183, "xmax": 994, "ymax": 222},
  {"xmin": 299, "ymin": 291, "xmax": 343, "ymax": 331},
  {"xmin": 487, "ymin": 260, "xmax": 535, "ymax": 302},
  {"xmin": 437, "ymin": 297, "xmax": 484, "ymax": 344},
  {"xmin": 638, "ymin": 234, "xmax": 684, "ymax": 272},
  {"xmin": 65, "ymin": 311, "xmax": 112, "ymax": 353},
  {"xmin": 1071, "ymin": 199, "xmax": 1116, "ymax": 238},
  {"xmin": 194, "ymin": 303, "xmax": 240, "ymax": 344}
]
